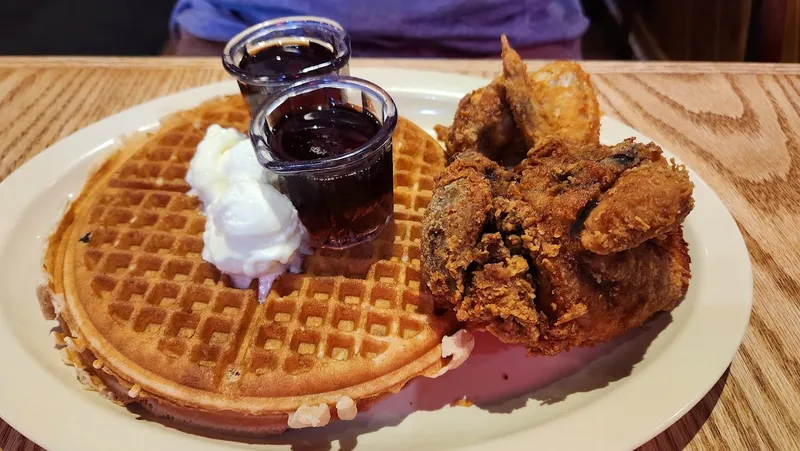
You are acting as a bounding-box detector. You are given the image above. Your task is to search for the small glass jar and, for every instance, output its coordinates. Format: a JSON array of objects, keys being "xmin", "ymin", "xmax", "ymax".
[
  {"xmin": 222, "ymin": 16, "xmax": 351, "ymax": 114},
  {"xmin": 250, "ymin": 76, "xmax": 398, "ymax": 249}
]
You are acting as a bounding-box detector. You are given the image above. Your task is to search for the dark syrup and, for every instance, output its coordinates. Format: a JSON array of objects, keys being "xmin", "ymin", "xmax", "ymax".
[
  {"xmin": 236, "ymin": 39, "xmax": 337, "ymax": 112},
  {"xmin": 239, "ymin": 40, "xmax": 335, "ymax": 78},
  {"xmin": 273, "ymin": 105, "xmax": 380, "ymax": 161},
  {"xmin": 271, "ymin": 105, "xmax": 393, "ymax": 248}
]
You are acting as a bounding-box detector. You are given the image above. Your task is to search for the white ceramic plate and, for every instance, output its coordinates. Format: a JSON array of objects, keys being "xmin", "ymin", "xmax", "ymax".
[{"xmin": 0, "ymin": 68, "xmax": 752, "ymax": 451}]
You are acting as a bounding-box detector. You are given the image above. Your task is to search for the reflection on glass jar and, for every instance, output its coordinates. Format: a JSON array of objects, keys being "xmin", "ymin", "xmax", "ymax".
[{"xmin": 222, "ymin": 16, "xmax": 351, "ymax": 114}]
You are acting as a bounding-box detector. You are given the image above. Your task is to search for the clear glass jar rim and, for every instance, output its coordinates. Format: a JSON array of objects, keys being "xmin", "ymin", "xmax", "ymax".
[
  {"xmin": 222, "ymin": 16, "xmax": 351, "ymax": 85},
  {"xmin": 250, "ymin": 75, "xmax": 398, "ymax": 175}
]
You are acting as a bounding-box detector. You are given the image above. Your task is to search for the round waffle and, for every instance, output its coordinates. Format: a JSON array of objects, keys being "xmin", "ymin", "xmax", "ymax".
[{"xmin": 39, "ymin": 95, "xmax": 459, "ymax": 435}]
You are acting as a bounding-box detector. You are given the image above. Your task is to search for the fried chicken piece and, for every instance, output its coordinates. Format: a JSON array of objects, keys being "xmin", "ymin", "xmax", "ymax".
[
  {"xmin": 434, "ymin": 80, "xmax": 518, "ymax": 160},
  {"xmin": 583, "ymin": 231, "xmax": 691, "ymax": 316},
  {"xmin": 421, "ymin": 152, "xmax": 497, "ymax": 302},
  {"xmin": 424, "ymin": 38, "xmax": 693, "ymax": 355},
  {"xmin": 421, "ymin": 137, "xmax": 694, "ymax": 355},
  {"xmin": 501, "ymin": 35, "xmax": 601, "ymax": 149},
  {"xmin": 526, "ymin": 231, "xmax": 690, "ymax": 354},
  {"xmin": 463, "ymin": 254, "xmax": 542, "ymax": 346},
  {"xmin": 437, "ymin": 37, "xmax": 601, "ymax": 164},
  {"xmin": 500, "ymin": 35, "xmax": 544, "ymax": 149},
  {"xmin": 581, "ymin": 160, "xmax": 695, "ymax": 254}
]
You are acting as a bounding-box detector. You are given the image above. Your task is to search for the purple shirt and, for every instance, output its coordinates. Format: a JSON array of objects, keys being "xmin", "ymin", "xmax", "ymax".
[{"xmin": 170, "ymin": 0, "xmax": 588, "ymax": 56}]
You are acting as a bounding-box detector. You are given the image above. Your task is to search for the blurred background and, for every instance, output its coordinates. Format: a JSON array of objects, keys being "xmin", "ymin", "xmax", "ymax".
[{"xmin": 0, "ymin": 0, "xmax": 795, "ymax": 61}]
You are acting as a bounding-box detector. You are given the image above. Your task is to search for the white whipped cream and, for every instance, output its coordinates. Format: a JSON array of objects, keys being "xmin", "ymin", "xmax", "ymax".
[
  {"xmin": 186, "ymin": 125, "xmax": 311, "ymax": 300},
  {"xmin": 431, "ymin": 329, "xmax": 475, "ymax": 378}
]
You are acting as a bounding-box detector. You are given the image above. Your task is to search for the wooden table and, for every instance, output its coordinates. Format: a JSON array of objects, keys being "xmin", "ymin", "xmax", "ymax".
[{"xmin": 1, "ymin": 57, "xmax": 798, "ymax": 450}]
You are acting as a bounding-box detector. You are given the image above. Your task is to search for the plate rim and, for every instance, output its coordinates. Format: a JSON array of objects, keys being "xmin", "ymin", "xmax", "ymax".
[{"xmin": 0, "ymin": 67, "xmax": 753, "ymax": 451}]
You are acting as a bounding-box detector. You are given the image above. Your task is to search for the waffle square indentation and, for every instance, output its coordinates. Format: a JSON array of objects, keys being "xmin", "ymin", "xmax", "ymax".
[
  {"xmin": 117, "ymin": 278, "xmax": 149, "ymax": 303},
  {"xmin": 212, "ymin": 290, "xmax": 244, "ymax": 316},
  {"xmin": 143, "ymin": 233, "xmax": 175, "ymax": 255},
  {"xmin": 133, "ymin": 306, "xmax": 167, "ymax": 334},
  {"xmin": 394, "ymin": 192, "xmax": 412, "ymax": 211},
  {"xmin": 394, "ymin": 172, "xmax": 411, "ymax": 188},
  {"xmin": 255, "ymin": 323, "xmax": 287, "ymax": 350},
  {"xmin": 163, "ymin": 259, "xmax": 192, "ymax": 281},
  {"xmin": 117, "ymin": 230, "xmax": 146, "ymax": 251},
  {"xmin": 83, "ymin": 249, "xmax": 103, "ymax": 271},
  {"xmin": 168, "ymin": 195, "xmax": 201, "ymax": 212},
  {"xmin": 371, "ymin": 285, "xmax": 397, "ymax": 310},
  {"xmin": 266, "ymin": 298, "xmax": 296, "ymax": 323},
  {"xmin": 130, "ymin": 212, "xmax": 158, "ymax": 228},
  {"xmin": 412, "ymin": 193, "xmax": 432, "ymax": 213},
  {"xmin": 409, "ymin": 224, "xmax": 422, "ymax": 243},
  {"xmin": 404, "ymin": 266, "xmax": 421, "ymax": 290},
  {"xmin": 146, "ymin": 281, "xmax": 180, "ymax": 308},
  {"xmin": 179, "ymin": 286, "xmax": 212, "ymax": 313},
  {"xmin": 299, "ymin": 300, "xmax": 327, "ymax": 328},
  {"xmin": 130, "ymin": 255, "xmax": 162, "ymax": 279},
  {"xmin": 103, "ymin": 208, "xmax": 133, "ymax": 227},
  {"xmin": 290, "ymin": 329, "xmax": 321, "ymax": 357},
  {"xmin": 146, "ymin": 146, "xmax": 173, "ymax": 161},
  {"xmin": 175, "ymin": 237, "xmax": 203, "ymax": 258},
  {"xmin": 338, "ymin": 281, "xmax": 365, "ymax": 306},
  {"xmin": 156, "ymin": 214, "xmax": 188, "ymax": 232},
  {"xmin": 272, "ymin": 275, "xmax": 303, "ymax": 298},
  {"xmin": 160, "ymin": 164, "xmax": 187, "ymax": 181},
  {"xmin": 366, "ymin": 311, "xmax": 392, "ymax": 337},
  {"xmin": 326, "ymin": 333, "xmax": 355, "ymax": 361},
  {"xmin": 373, "ymin": 262, "xmax": 400, "ymax": 284},
  {"xmin": 333, "ymin": 304, "xmax": 360, "ymax": 332},
  {"xmin": 166, "ymin": 311, "xmax": 200, "ymax": 339},
  {"xmin": 418, "ymin": 175, "xmax": 435, "ymax": 191},
  {"xmin": 307, "ymin": 278, "xmax": 335, "ymax": 301},
  {"xmin": 193, "ymin": 262, "xmax": 221, "ymax": 286},
  {"xmin": 138, "ymin": 162, "xmax": 162, "ymax": 178},
  {"xmin": 86, "ymin": 228, "xmax": 117, "ymax": 249},
  {"xmin": 142, "ymin": 193, "xmax": 171, "ymax": 209},
  {"xmin": 99, "ymin": 253, "xmax": 132, "ymax": 277},
  {"xmin": 199, "ymin": 316, "xmax": 233, "ymax": 346}
]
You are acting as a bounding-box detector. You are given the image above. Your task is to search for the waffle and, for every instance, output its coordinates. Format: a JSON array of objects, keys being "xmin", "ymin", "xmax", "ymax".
[{"xmin": 39, "ymin": 95, "xmax": 459, "ymax": 435}]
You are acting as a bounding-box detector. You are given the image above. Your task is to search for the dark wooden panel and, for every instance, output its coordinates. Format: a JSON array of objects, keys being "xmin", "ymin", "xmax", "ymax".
[{"xmin": 621, "ymin": 0, "xmax": 752, "ymax": 61}]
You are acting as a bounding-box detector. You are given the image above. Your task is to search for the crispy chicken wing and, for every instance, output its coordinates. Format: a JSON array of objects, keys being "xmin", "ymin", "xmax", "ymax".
[
  {"xmin": 434, "ymin": 80, "xmax": 518, "ymax": 160},
  {"xmin": 581, "ymin": 160, "xmax": 694, "ymax": 254},
  {"xmin": 500, "ymin": 35, "xmax": 544, "ymax": 149},
  {"xmin": 437, "ymin": 36, "xmax": 601, "ymax": 163}
]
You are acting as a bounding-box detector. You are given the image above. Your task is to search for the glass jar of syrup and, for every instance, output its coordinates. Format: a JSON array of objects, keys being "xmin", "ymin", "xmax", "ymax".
[
  {"xmin": 250, "ymin": 76, "xmax": 397, "ymax": 249},
  {"xmin": 222, "ymin": 16, "xmax": 351, "ymax": 114}
]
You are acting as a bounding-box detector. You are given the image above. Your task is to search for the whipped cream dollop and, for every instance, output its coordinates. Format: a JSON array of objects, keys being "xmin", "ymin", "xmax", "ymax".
[
  {"xmin": 186, "ymin": 125, "xmax": 311, "ymax": 300},
  {"xmin": 431, "ymin": 329, "xmax": 475, "ymax": 378}
]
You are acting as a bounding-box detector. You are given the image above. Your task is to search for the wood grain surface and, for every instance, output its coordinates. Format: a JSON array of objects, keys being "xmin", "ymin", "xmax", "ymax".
[{"xmin": 0, "ymin": 57, "xmax": 798, "ymax": 450}]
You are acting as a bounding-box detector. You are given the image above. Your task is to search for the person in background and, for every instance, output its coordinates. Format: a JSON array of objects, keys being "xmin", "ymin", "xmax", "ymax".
[{"xmin": 169, "ymin": 0, "xmax": 589, "ymax": 59}]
